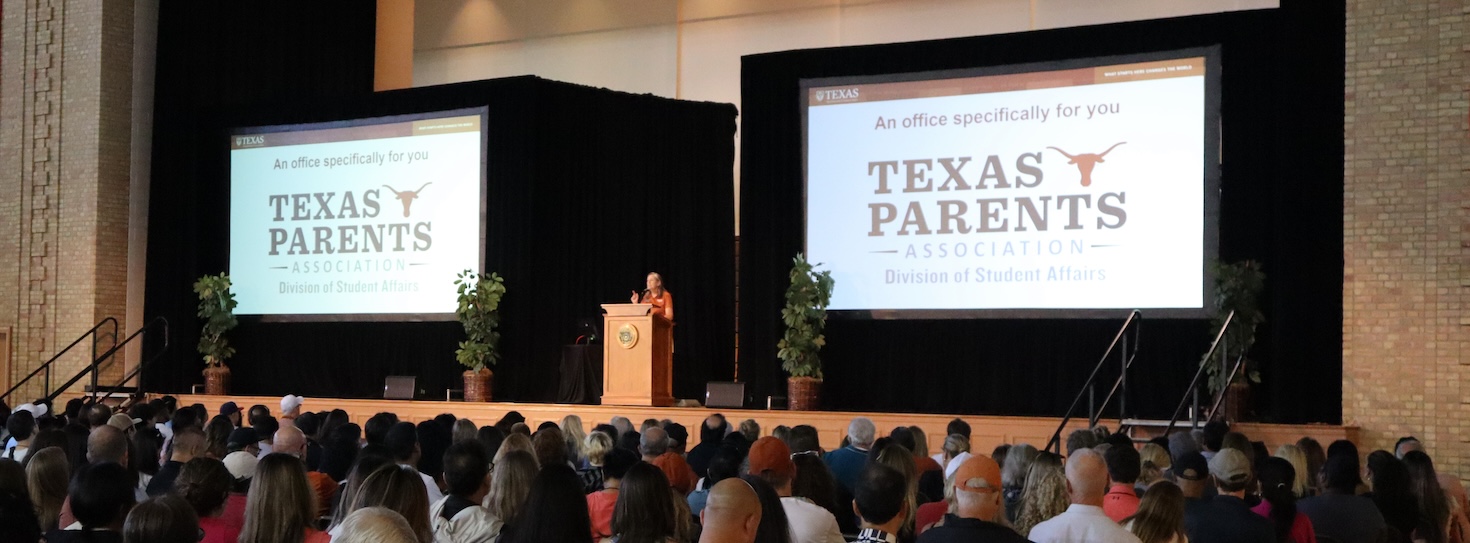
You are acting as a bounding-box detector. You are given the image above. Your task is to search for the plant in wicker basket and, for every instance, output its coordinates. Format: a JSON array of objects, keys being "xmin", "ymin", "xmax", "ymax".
[
  {"xmin": 194, "ymin": 273, "xmax": 238, "ymax": 395},
  {"xmin": 777, "ymin": 253, "xmax": 834, "ymax": 410},
  {"xmin": 455, "ymin": 270, "xmax": 506, "ymax": 402}
]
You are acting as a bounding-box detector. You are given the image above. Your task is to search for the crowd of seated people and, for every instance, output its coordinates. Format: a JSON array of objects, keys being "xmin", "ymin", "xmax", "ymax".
[{"xmin": 0, "ymin": 396, "xmax": 1466, "ymax": 543}]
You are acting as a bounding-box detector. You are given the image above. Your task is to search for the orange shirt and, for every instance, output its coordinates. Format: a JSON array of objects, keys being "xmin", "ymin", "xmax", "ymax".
[
  {"xmin": 587, "ymin": 488, "xmax": 618, "ymax": 540},
  {"xmin": 652, "ymin": 452, "xmax": 697, "ymax": 495},
  {"xmin": 307, "ymin": 471, "xmax": 337, "ymax": 517},
  {"xmin": 640, "ymin": 290, "xmax": 674, "ymax": 321}
]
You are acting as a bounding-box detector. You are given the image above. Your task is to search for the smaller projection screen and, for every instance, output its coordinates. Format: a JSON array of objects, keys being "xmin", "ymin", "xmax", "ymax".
[
  {"xmin": 802, "ymin": 48, "xmax": 1220, "ymax": 318},
  {"xmin": 227, "ymin": 108, "xmax": 487, "ymax": 320}
]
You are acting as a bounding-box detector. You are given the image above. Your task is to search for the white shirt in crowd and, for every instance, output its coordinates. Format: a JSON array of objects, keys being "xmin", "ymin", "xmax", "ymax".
[
  {"xmin": 1028, "ymin": 504, "xmax": 1143, "ymax": 543},
  {"xmin": 3, "ymin": 445, "xmax": 29, "ymax": 463},
  {"xmin": 429, "ymin": 495, "xmax": 503, "ymax": 543},
  {"xmin": 403, "ymin": 463, "xmax": 445, "ymax": 504},
  {"xmin": 781, "ymin": 496, "xmax": 846, "ymax": 543},
  {"xmin": 942, "ymin": 451, "xmax": 973, "ymax": 479}
]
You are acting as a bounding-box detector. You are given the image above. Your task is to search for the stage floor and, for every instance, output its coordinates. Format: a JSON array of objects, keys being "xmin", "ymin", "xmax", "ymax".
[{"xmin": 167, "ymin": 394, "xmax": 1357, "ymax": 455}]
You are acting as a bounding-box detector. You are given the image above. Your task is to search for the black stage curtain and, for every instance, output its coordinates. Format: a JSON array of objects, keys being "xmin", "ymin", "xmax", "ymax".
[
  {"xmin": 739, "ymin": 3, "xmax": 1344, "ymax": 423},
  {"xmin": 144, "ymin": 3, "xmax": 737, "ymax": 401}
]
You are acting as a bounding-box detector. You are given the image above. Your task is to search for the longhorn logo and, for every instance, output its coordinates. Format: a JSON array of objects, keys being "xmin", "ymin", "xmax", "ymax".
[
  {"xmin": 382, "ymin": 183, "xmax": 431, "ymax": 218},
  {"xmin": 1046, "ymin": 142, "xmax": 1126, "ymax": 187}
]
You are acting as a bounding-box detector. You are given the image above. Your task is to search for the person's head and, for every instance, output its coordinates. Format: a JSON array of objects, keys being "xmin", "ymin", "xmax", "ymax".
[
  {"xmin": 335, "ymin": 507, "xmax": 418, "ymax": 543},
  {"xmin": 123, "ymin": 495, "xmax": 199, "ymax": 543},
  {"xmin": 1320, "ymin": 450, "xmax": 1361, "ymax": 493},
  {"xmin": 176, "ymin": 457, "xmax": 232, "ymax": 519},
  {"xmin": 1208, "ymin": 448, "xmax": 1252, "ymax": 495},
  {"xmin": 700, "ymin": 478, "xmax": 762, "ymax": 543},
  {"xmin": 6, "ymin": 410, "xmax": 34, "ymax": 443},
  {"xmin": 1104, "ymin": 443, "xmax": 1142, "ymax": 485},
  {"xmin": 1138, "ymin": 443, "xmax": 1171, "ymax": 487},
  {"xmin": 943, "ymin": 433, "xmax": 970, "ymax": 461},
  {"xmin": 1170, "ymin": 450, "xmax": 1209, "ymax": 498},
  {"xmin": 1272, "ymin": 444, "xmax": 1310, "ymax": 497},
  {"xmin": 347, "ymin": 464, "xmax": 431, "ymax": 543},
  {"xmin": 610, "ymin": 416, "xmax": 633, "ymax": 437},
  {"xmin": 415, "ymin": 420, "xmax": 451, "ymax": 480},
  {"xmin": 279, "ymin": 394, "xmax": 304, "ymax": 418},
  {"xmin": 846, "ymin": 417, "xmax": 876, "ymax": 449},
  {"xmin": 532, "ymin": 426, "xmax": 569, "ymax": 468},
  {"xmin": 740, "ymin": 475, "xmax": 794, "ymax": 543},
  {"xmin": 170, "ymin": 407, "xmax": 199, "ymax": 434},
  {"xmin": 320, "ymin": 423, "xmax": 362, "ymax": 483},
  {"xmin": 701, "ymin": 414, "xmax": 728, "ymax": 444},
  {"xmin": 663, "ymin": 422, "xmax": 689, "ymax": 453},
  {"xmin": 952, "ymin": 454, "xmax": 1004, "ymax": 522},
  {"xmin": 364, "ymin": 412, "xmax": 398, "ymax": 445},
  {"xmin": 219, "ymin": 402, "xmax": 241, "ymax": 427},
  {"xmin": 789, "ymin": 451, "xmax": 837, "ymax": 513},
  {"xmin": 327, "ymin": 445, "xmax": 392, "ymax": 530},
  {"xmin": 493, "ymin": 411, "xmax": 525, "ymax": 434},
  {"xmin": 502, "ymin": 464, "xmax": 592, "ymax": 543},
  {"xmin": 87, "ymin": 403, "xmax": 114, "ymax": 429},
  {"xmin": 227, "ymin": 427, "xmax": 260, "ymax": 456},
  {"xmin": 612, "ymin": 462, "xmax": 679, "ymax": 543},
  {"xmin": 748, "ymin": 436, "xmax": 797, "ymax": 492},
  {"xmin": 252, "ymin": 416, "xmax": 279, "ymax": 445},
  {"xmin": 559, "ymin": 415, "xmax": 586, "ymax": 457},
  {"xmin": 203, "ymin": 415, "xmax": 234, "ymax": 459},
  {"xmin": 71, "ymin": 461, "xmax": 137, "ymax": 531},
  {"xmin": 788, "ymin": 425, "xmax": 822, "ymax": 454},
  {"xmin": 1393, "ymin": 436, "xmax": 1423, "ymax": 459},
  {"xmin": 1256, "ymin": 456, "xmax": 1301, "ymax": 543},
  {"xmin": 476, "ymin": 426, "xmax": 505, "ymax": 459},
  {"xmin": 88, "ymin": 424, "xmax": 130, "ymax": 465},
  {"xmin": 908, "ymin": 426, "xmax": 930, "ymax": 458},
  {"xmin": 1015, "ymin": 452, "xmax": 1067, "ymax": 535},
  {"xmin": 487, "ymin": 449, "xmax": 539, "ymax": 525},
  {"xmin": 1403, "ymin": 450, "xmax": 1451, "ymax": 536},
  {"xmin": 443, "ymin": 441, "xmax": 492, "ymax": 502},
  {"xmin": 584, "ymin": 430, "xmax": 615, "ymax": 467},
  {"xmin": 946, "ymin": 418, "xmax": 972, "ymax": 440},
  {"xmin": 171, "ymin": 427, "xmax": 206, "ymax": 462},
  {"xmin": 447, "ymin": 419, "xmax": 476, "ymax": 446},
  {"xmin": 738, "ymin": 419, "xmax": 761, "ymax": 443},
  {"xmin": 640, "ymin": 426, "xmax": 670, "ymax": 458},
  {"xmin": 1123, "ymin": 481, "xmax": 1186, "ymax": 543},
  {"xmin": 1326, "ymin": 439, "xmax": 1358, "ymax": 461},
  {"xmin": 1201, "ymin": 421, "xmax": 1230, "ymax": 452},
  {"xmin": 383, "ymin": 422, "xmax": 420, "ymax": 465},
  {"xmin": 888, "ymin": 426, "xmax": 916, "ymax": 453},
  {"xmin": 26, "ymin": 446, "xmax": 69, "ymax": 531},
  {"xmin": 1064, "ymin": 448, "xmax": 1109, "ymax": 506},
  {"xmin": 1001, "ymin": 443, "xmax": 1040, "ymax": 490},
  {"xmin": 1220, "ymin": 432, "xmax": 1252, "ymax": 459},
  {"xmin": 1065, "ymin": 429, "xmax": 1099, "ymax": 455},
  {"xmin": 640, "ymin": 418, "xmax": 661, "ymax": 433},
  {"xmin": 494, "ymin": 432, "xmax": 535, "ymax": 466},
  {"xmin": 1296, "ymin": 437, "xmax": 1326, "ymax": 492},
  {"xmin": 241, "ymin": 454, "xmax": 317, "ymax": 543},
  {"xmin": 247, "ymin": 404, "xmax": 270, "ymax": 426},
  {"xmin": 854, "ymin": 462, "xmax": 909, "ymax": 529},
  {"xmin": 1167, "ymin": 431, "xmax": 1201, "ymax": 461},
  {"xmin": 223, "ymin": 450, "xmax": 259, "ymax": 492},
  {"xmin": 646, "ymin": 272, "xmax": 664, "ymax": 293},
  {"xmin": 601, "ymin": 447, "xmax": 640, "ymax": 484}
]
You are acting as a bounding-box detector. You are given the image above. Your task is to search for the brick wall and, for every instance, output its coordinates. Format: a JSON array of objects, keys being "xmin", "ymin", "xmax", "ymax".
[
  {"xmin": 0, "ymin": 0, "xmax": 134, "ymax": 399},
  {"xmin": 1343, "ymin": 1, "xmax": 1470, "ymax": 475}
]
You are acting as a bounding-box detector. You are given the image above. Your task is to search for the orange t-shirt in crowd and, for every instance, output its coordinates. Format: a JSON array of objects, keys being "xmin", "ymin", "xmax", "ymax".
[
  {"xmin": 587, "ymin": 488, "xmax": 619, "ymax": 540},
  {"xmin": 914, "ymin": 455, "xmax": 943, "ymax": 475},
  {"xmin": 1103, "ymin": 483, "xmax": 1141, "ymax": 522},
  {"xmin": 640, "ymin": 290, "xmax": 674, "ymax": 321},
  {"xmin": 652, "ymin": 452, "xmax": 697, "ymax": 495},
  {"xmin": 307, "ymin": 471, "xmax": 337, "ymax": 517}
]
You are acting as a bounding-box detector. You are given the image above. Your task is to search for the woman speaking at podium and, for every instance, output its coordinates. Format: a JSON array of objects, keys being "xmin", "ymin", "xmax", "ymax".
[{"xmin": 630, "ymin": 272, "xmax": 674, "ymax": 321}]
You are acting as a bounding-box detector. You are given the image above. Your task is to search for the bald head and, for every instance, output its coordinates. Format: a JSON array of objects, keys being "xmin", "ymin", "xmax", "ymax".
[
  {"xmin": 641, "ymin": 426, "xmax": 669, "ymax": 458},
  {"xmin": 699, "ymin": 478, "xmax": 762, "ymax": 543},
  {"xmin": 88, "ymin": 425, "xmax": 129, "ymax": 465},
  {"xmin": 1065, "ymin": 448, "xmax": 1109, "ymax": 506},
  {"xmin": 274, "ymin": 424, "xmax": 306, "ymax": 458}
]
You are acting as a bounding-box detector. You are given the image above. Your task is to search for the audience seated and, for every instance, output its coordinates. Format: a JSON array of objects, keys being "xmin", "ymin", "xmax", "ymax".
[
  {"xmin": 426, "ymin": 442, "xmax": 497, "ymax": 543},
  {"xmin": 930, "ymin": 419, "xmax": 970, "ymax": 469},
  {"xmin": 337, "ymin": 506, "xmax": 420, "ymax": 543},
  {"xmin": 1103, "ymin": 443, "xmax": 1143, "ymax": 522},
  {"xmin": 4, "ymin": 409, "xmax": 35, "ymax": 462},
  {"xmin": 789, "ymin": 450, "xmax": 849, "ymax": 532},
  {"xmin": 742, "ymin": 474, "xmax": 794, "ymax": 543},
  {"xmin": 49, "ymin": 461, "xmax": 136, "ymax": 543},
  {"xmin": 0, "ymin": 457, "xmax": 42, "ymax": 543},
  {"xmin": 385, "ymin": 421, "xmax": 446, "ymax": 505},
  {"xmin": 1182, "ymin": 448, "xmax": 1275, "ymax": 543},
  {"xmin": 686, "ymin": 414, "xmax": 728, "ymax": 479},
  {"xmin": 1299, "ymin": 452, "xmax": 1387, "ymax": 543},
  {"xmin": 699, "ymin": 478, "xmax": 762, "ymax": 543},
  {"xmin": 1137, "ymin": 443, "xmax": 1171, "ymax": 493},
  {"xmin": 533, "ymin": 425, "xmax": 570, "ymax": 469},
  {"xmin": 999, "ymin": 443, "xmax": 1039, "ymax": 523},
  {"xmin": 589, "ymin": 447, "xmax": 640, "ymax": 540},
  {"xmin": 918, "ymin": 454, "xmax": 1029, "ymax": 543},
  {"xmin": 938, "ymin": 434, "xmax": 972, "ymax": 481},
  {"xmin": 147, "ymin": 427, "xmax": 203, "ymax": 496},
  {"xmin": 750, "ymin": 436, "xmax": 845, "ymax": 543},
  {"xmin": 612, "ymin": 461, "xmax": 684, "ymax": 543},
  {"xmin": 1365, "ymin": 450, "xmax": 1419, "ymax": 540},
  {"xmin": 240, "ymin": 454, "xmax": 329, "ymax": 543},
  {"xmin": 175, "ymin": 457, "xmax": 241, "ymax": 543},
  {"xmin": 1013, "ymin": 451, "xmax": 1067, "ymax": 537},
  {"xmin": 123, "ymin": 495, "xmax": 199, "ymax": 543},
  {"xmin": 580, "ymin": 430, "xmax": 615, "ymax": 493},
  {"xmin": 1254, "ymin": 456, "xmax": 1315, "ymax": 543},
  {"xmin": 330, "ymin": 463, "xmax": 432, "ymax": 542},
  {"xmin": 26, "ymin": 445, "xmax": 69, "ymax": 532},
  {"xmin": 1028, "ymin": 448, "xmax": 1142, "ymax": 543},
  {"xmin": 487, "ymin": 449, "xmax": 538, "ymax": 534},
  {"xmin": 1402, "ymin": 450, "xmax": 1464, "ymax": 543},
  {"xmin": 644, "ymin": 426, "xmax": 698, "ymax": 496},
  {"xmin": 500, "ymin": 464, "xmax": 592, "ymax": 543},
  {"xmin": 1120, "ymin": 481, "xmax": 1187, "ymax": 543},
  {"xmin": 561, "ymin": 414, "xmax": 588, "ymax": 467},
  {"xmin": 851, "ymin": 463, "xmax": 909, "ymax": 543},
  {"xmin": 825, "ymin": 417, "xmax": 876, "ymax": 494}
]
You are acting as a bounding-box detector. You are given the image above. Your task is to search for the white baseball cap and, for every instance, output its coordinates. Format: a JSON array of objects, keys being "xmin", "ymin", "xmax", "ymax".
[
  {"xmin": 280, "ymin": 394, "xmax": 304, "ymax": 413},
  {"xmin": 223, "ymin": 451, "xmax": 258, "ymax": 480},
  {"xmin": 14, "ymin": 403, "xmax": 47, "ymax": 418}
]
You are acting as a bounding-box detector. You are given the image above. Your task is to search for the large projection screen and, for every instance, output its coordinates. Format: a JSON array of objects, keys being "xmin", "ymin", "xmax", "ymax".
[
  {"xmin": 802, "ymin": 48, "xmax": 1220, "ymax": 319},
  {"xmin": 228, "ymin": 108, "xmax": 488, "ymax": 321}
]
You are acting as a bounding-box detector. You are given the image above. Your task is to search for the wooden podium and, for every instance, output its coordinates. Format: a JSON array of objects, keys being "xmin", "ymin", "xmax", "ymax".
[{"xmin": 601, "ymin": 304, "xmax": 674, "ymax": 406}]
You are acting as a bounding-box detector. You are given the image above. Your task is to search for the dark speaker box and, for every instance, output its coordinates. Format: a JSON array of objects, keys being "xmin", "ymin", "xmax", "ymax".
[
  {"xmin": 705, "ymin": 381, "xmax": 745, "ymax": 408},
  {"xmin": 384, "ymin": 376, "xmax": 416, "ymax": 400}
]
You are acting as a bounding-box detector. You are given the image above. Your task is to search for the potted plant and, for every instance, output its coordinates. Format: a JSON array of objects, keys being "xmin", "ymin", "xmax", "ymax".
[
  {"xmin": 778, "ymin": 253, "xmax": 835, "ymax": 411},
  {"xmin": 1201, "ymin": 260, "xmax": 1265, "ymax": 421},
  {"xmin": 194, "ymin": 273, "xmax": 238, "ymax": 395},
  {"xmin": 455, "ymin": 270, "xmax": 506, "ymax": 402}
]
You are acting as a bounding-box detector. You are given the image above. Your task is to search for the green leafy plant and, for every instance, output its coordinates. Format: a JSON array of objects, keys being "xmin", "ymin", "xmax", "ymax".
[
  {"xmin": 778, "ymin": 253, "xmax": 835, "ymax": 379},
  {"xmin": 1202, "ymin": 260, "xmax": 1266, "ymax": 394},
  {"xmin": 194, "ymin": 273, "xmax": 238, "ymax": 368},
  {"xmin": 455, "ymin": 270, "xmax": 506, "ymax": 371}
]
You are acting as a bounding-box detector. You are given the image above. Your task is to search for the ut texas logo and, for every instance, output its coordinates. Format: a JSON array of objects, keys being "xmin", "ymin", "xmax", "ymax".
[
  {"xmin": 382, "ymin": 183, "xmax": 431, "ymax": 217},
  {"xmin": 1046, "ymin": 142, "xmax": 1126, "ymax": 187}
]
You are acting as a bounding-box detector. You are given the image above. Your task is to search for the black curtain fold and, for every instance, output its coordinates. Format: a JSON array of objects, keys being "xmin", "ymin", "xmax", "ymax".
[
  {"xmin": 739, "ymin": 3, "xmax": 1344, "ymax": 422},
  {"xmin": 145, "ymin": 4, "xmax": 737, "ymax": 402}
]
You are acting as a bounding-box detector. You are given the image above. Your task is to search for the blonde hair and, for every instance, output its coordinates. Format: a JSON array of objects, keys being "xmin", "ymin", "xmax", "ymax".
[
  {"xmin": 335, "ymin": 507, "xmax": 418, "ymax": 543},
  {"xmin": 494, "ymin": 433, "xmax": 536, "ymax": 466},
  {"xmin": 1014, "ymin": 454, "xmax": 1068, "ymax": 537},
  {"xmin": 909, "ymin": 426, "xmax": 930, "ymax": 458},
  {"xmin": 584, "ymin": 431, "xmax": 614, "ymax": 467},
  {"xmin": 240, "ymin": 454, "xmax": 317, "ymax": 543},
  {"xmin": 875, "ymin": 443, "xmax": 919, "ymax": 538},
  {"xmin": 1274, "ymin": 444, "xmax": 1310, "ymax": 498},
  {"xmin": 347, "ymin": 465, "xmax": 431, "ymax": 543},
  {"xmin": 26, "ymin": 447, "xmax": 68, "ymax": 531},
  {"xmin": 1138, "ymin": 443, "xmax": 1171, "ymax": 486},
  {"xmin": 486, "ymin": 450, "xmax": 538, "ymax": 526},
  {"xmin": 561, "ymin": 415, "xmax": 587, "ymax": 462},
  {"xmin": 943, "ymin": 434, "xmax": 970, "ymax": 461}
]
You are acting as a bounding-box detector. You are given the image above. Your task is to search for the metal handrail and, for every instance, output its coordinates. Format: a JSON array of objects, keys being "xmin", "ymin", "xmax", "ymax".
[
  {"xmin": 89, "ymin": 318, "xmax": 172, "ymax": 408},
  {"xmin": 1045, "ymin": 310, "xmax": 1142, "ymax": 454},
  {"xmin": 1161, "ymin": 310, "xmax": 1236, "ymax": 437},
  {"xmin": 1, "ymin": 317, "xmax": 118, "ymax": 403},
  {"xmin": 1092, "ymin": 319, "xmax": 1142, "ymax": 428},
  {"xmin": 1208, "ymin": 350, "xmax": 1248, "ymax": 421},
  {"xmin": 41, "ymin": 317, "xmax": 169, "ymax": 405}
]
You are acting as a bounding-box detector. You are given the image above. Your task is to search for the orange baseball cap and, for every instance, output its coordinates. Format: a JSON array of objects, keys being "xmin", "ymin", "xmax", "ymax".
[
  {"xmin": 748, "ymin": 436, "xmax": 796, "ymax": 479},
  {"xmin": 952, "ymin": 454, "xmax": 1002, "ymax": 492}
]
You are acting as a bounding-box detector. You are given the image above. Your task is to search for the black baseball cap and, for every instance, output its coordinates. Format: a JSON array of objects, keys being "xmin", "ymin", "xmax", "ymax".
[
  {"xmin": 227, "ymin": 427, "xmax": 259, "ymax": 452},
  {"xmin": 1171, "ymin": 451, "xmax": 1209, "ymax": 481},
  {"xmin": 220, "ymin": 402, "xmax": 240, "ymax": 416}
]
